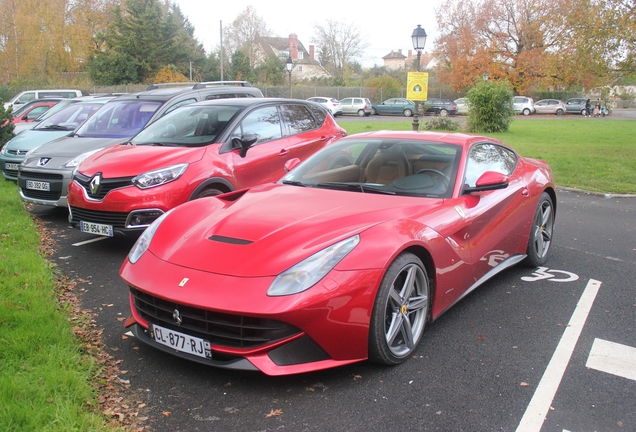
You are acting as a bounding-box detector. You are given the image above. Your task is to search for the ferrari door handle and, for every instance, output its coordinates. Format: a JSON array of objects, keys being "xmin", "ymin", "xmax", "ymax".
[
  {"xmin": 521, "ymin": 187, "xmax": 529, "ymax": 196},
  {"xmin": 279, "ymin": 149, "xmax": 290, "ymax": 156}
]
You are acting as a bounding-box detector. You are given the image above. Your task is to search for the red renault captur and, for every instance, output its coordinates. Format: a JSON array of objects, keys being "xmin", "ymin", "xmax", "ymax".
[{"xmin": 67, "ymin": 98, "xmax": 347, "ymax": 237}]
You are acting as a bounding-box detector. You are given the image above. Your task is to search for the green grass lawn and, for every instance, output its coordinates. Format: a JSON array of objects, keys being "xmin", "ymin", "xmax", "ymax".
[
  {"xmin": 342, "ymin": 118, "xmax": 636, "ymax": 194},
  {"xmin": 0, "ymin": 180, "xmax": 111, "ymax": 431}
]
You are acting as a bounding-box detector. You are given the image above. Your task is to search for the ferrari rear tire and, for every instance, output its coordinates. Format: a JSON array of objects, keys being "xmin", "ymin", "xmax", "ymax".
[
  {"xmin": 368, "ymin": 253, "xmax": 429, "ymax": 365},
  {"xmin": 523, "ymin": 192, "xmax": 554, "ymax": 267}
]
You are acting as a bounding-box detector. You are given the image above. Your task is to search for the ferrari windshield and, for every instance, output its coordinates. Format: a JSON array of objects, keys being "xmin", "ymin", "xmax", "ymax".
[
  {"xmin": 130, "ymin": 105, "xmax": 241, "ymax": 147},
  {"xmin": 74, "ymin": 100, "xmax": 161, "ymax": 139},
  {"xmin": 281, "ymin": 138, "xmax": 462, "ymax": 198}
]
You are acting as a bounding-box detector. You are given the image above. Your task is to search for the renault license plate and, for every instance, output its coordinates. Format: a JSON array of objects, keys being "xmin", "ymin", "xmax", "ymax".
[{"xmin": 80, "ymin": 220, "xmax": 113, "ymax": 237}]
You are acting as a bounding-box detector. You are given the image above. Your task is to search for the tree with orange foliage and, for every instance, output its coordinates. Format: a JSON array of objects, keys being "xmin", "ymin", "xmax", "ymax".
[{"xmin": 434, "ymin": 0, "xmax": 616, "ymax": 94}]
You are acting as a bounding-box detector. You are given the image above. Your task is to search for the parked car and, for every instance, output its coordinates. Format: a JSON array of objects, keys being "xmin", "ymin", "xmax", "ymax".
[
  {"xmin": 533, "ymin": 99, "xmax": 566, "ymax": 115},
  {"xmin": 67, "ymin": 98, "xmax": 347, "ymax": 237},
  {"xmin": 512, "ymin": 96, "xmax": 535, "ymax": 115},
  {"xmin": 454, "ymin": 98, "xmax": 470, "ymax": 115},
  {"xmin": 9, "ymin": 100, "xmax": 60, "ymax": 125},
  {"xmin": 1, "ymin": 96, "xmax": 116, "ymax": 180},
  {"xmin": 4, "ymin": 89, "xmax": 83, "ymax": 110},
  {"xmin": 119, "ymin": 130, "xmax": 556, "ymax": 375},
  {"xmin": 564, "ymin": 98, "xmax": 588, "ymax": 115},
  {"xmin": 371, "ymin": 98, "xmax": 416, "ymax": 117},
  {"xmin": 307, "ymin": 97, "xmax": 342, "ymax": 116},
  {"xmin": 423, "ymin": 98, "xmax": 457, "ymax": 116},
  {"xmin": 18, "ymin": 82, "xmax": 264, "ymax": 208},
  {"xmin": 339, "ymin": 97, "xmax": 373, "ymax": 116},
  {"xmin": 10, "ymin": 94, "xmax": 126, "ymax": 136}
]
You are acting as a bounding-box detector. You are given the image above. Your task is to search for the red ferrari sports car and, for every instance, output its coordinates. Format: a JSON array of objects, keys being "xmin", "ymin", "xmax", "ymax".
[{"xmin": 121, "ymin": 130, "xmax": 556, "ymax": 376}]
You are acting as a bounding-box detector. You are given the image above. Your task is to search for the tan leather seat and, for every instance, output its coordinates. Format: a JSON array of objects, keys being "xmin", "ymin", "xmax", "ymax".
[{"xmin": 365, "ymin": 151, "xmax": 411, "ymax": 185}]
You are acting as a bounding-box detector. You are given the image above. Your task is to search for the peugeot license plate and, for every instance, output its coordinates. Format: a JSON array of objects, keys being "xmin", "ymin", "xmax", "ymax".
[
  {"xmin": 5, "ymin": 162, "xmax": 19, "ymax": 171},
  {"xmin": 80, "ymin": 221, "xmax": 113, "ymax": 237},
  {"xmin": 151, "ymin": 324, "xmax": 211, "ymax": 359},
  {"xmin": 26, "ymin": 180, "xmax": 50, "ymax": 191}
]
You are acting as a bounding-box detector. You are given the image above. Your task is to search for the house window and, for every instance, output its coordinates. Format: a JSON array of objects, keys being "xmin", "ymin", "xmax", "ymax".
[
  {"xmin": 298, "ymin": 66, "xmax": 303, "ymax": 74},
  {"xmin": 298, "ymin": 52, "xmax": 304, "ymax": 60}
]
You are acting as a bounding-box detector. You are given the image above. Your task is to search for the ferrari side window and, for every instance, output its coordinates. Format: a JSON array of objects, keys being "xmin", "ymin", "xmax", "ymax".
[{"xmin": 464, "ymin": 143, "xmax": 518, "ymax": 187}]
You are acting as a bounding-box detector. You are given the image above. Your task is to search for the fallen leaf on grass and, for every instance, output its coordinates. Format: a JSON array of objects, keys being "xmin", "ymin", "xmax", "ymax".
[{"xmin": 266, "ymin": 409, "xmax": 283, "ymax": 418}]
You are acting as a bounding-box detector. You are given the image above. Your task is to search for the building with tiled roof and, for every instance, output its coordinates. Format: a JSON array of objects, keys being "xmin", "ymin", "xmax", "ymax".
[{"xmin": 254, "ymin": 34, "xmax": 331, "ymax": 80}]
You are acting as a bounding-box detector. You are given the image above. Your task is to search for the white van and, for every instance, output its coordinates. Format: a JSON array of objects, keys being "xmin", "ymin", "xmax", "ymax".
[{"xmin": 4, "ymin": 89, "xmax": 84, "ymax": 110}]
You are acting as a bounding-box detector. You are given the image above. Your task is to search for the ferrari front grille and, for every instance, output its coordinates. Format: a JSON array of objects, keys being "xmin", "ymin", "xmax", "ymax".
[{"xmin": 130, "ymin": 287, "xmax": 300, "ymax": 349}]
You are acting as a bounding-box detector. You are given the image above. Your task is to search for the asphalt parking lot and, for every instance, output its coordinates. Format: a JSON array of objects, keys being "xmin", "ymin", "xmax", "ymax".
[{"xmin": 28, "ymin": 188, "xmax": 636, "ymax": 432}]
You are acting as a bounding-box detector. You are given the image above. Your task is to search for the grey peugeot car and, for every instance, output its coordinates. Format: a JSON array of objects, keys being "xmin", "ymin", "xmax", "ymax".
[{"xmin": 17, "ymin": 82, "xmax": 263, "ymax": 208}]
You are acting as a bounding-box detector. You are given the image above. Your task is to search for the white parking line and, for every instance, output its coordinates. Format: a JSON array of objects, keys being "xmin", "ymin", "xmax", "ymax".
[
  {"xmin": 515, "ymin": 279, "xmax": 602, "ymax": 432},
  {"xmin": 72, "ymin": 236, "xmax": 110, "ymax": 246},
  {"xmin": 586, "ymin": 338, "xmax": 636, "ymax": 381}
]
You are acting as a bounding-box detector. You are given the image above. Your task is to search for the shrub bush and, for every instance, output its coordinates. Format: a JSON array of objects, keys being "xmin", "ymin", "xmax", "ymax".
[
  {"xmin": 423, "ymin": 116, "xmax": 460, "ymax": 131},
  {"xmin": 466, "ymin": 80, "xmax": 514, "ymax": 133}
]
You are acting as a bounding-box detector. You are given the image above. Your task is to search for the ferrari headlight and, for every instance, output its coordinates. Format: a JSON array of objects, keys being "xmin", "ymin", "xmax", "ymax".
[
  {"xmin": 132, "ymin": 163, "xmax": 188, "ymax": 189},
  {"xmin": 128, "ymin": 211, "xmax": 172, "ymax": 264},
  {"xmin": 267, "ymin": 235, "xmax": 360, "ymax": 296},
  {"xmin": 64, "ymin": 148, "xmax": 104, "ymax": 168}
]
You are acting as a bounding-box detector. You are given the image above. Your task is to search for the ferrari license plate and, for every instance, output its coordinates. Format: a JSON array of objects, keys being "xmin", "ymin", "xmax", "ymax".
[
  {"xmin": 5, "ymin": 162, "xmax": 19, "ymax": 171},
  {"xmin": 80, "ymin": 220, "xmax": 113, "ymax": 237},
  {"xmin": 26, "ymin": 180, "xmax": 50, "ymax": 191},
  {"xmin": 151, "ymin": 324, "xmax": 211, "ymax": 359}
]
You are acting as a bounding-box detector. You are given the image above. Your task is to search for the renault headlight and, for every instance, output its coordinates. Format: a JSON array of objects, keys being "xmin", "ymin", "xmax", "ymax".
[
  {"xmin": 132, "ymin": 163, "xmax": 188, "ymax": 189},
  {"xmin": 267, "ymin": 235, "xmax": 360, "ymax": 296},
  {"xmin": 127, "ymin": 210, "xmax": 172, "ymax": 264}
]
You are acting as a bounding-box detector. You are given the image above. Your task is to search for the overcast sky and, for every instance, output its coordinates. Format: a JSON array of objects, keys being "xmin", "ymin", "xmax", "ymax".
[{"xmin": 174, "ymin": 0, "xmax": 441, "ymax": 67}]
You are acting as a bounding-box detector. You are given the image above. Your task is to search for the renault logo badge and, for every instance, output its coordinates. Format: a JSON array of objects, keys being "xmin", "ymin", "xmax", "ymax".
[
  {"xmin": 89, "ymin": 173, "xmax": 101, "ymax": 195},
  {"xmin": 172, "ymin": 309, "xmax": 182, "ymax": 326}
]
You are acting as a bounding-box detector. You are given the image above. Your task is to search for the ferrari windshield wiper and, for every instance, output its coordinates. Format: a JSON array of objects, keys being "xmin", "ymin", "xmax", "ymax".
[{"xmin": 316, "ymin": 182, "xmax": 395, "ymax": 195}]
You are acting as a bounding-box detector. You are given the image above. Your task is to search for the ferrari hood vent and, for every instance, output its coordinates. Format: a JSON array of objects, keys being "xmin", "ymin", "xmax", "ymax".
[{"xmin": 208, "ymin": 235, "xmax": 253, "ymax": 245}]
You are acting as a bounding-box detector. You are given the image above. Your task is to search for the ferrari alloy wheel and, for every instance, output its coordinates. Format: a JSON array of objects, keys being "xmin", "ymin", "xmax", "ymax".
[
  {"xmin": 523, "ymin": 192, "xmax": 554, "ymax": 267},
  {"xmin": 369, "ymin": 253, "xmax": 429, "ymax": 365}
]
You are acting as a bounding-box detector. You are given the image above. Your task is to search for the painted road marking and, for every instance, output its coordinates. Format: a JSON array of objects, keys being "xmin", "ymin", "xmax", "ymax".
[
  {"xmin": 586, "ymin": 338, "xmax": 636, "ymax": 381},
  {"xmin": 515, "ymin": 279, "xmax": 602, "ymax": 432},
  {"xmin": 72, "ymin": 236, "xmax": 110, "ymax": 246}
]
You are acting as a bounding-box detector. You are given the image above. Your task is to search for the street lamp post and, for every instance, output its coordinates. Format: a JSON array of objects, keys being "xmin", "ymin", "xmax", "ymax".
[
  {"xmin": 286, "ymin": 56, "xmax": 294, "ymax": 98},
  {"xmin": 411, "ymin": 24, "xmax": 427, "ymax": 131}
]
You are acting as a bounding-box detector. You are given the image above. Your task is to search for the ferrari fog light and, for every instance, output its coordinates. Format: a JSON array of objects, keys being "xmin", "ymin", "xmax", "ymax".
[{"xmin": 267, "ymin": 235, "xmax": 360, "ymax": 296}]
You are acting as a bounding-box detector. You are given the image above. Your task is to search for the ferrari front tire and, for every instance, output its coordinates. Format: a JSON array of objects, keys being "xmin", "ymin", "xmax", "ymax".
[
  {"xmin": 368, "ymin": 253, "xmax": 429, "ymax": 365},
  {"xmin": 523, "ymin": 192, "xmax": 554, "ymax": 267}
]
